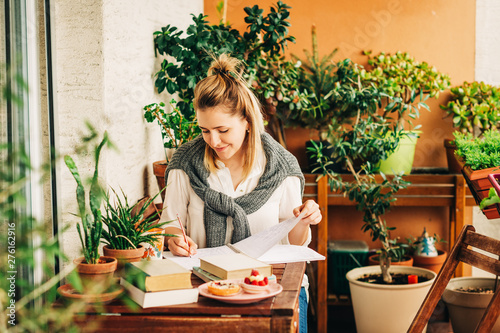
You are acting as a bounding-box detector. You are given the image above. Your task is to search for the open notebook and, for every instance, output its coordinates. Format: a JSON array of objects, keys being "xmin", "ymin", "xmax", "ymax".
[{"xmin": 164, "ymin": 212, "xmax": 325, "ymax": 271}]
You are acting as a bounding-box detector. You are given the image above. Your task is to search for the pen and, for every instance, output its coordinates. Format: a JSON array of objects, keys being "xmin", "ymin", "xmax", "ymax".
[{"xmin": 177, "ymin": 214, "xmax": 191, "ymax": 258}]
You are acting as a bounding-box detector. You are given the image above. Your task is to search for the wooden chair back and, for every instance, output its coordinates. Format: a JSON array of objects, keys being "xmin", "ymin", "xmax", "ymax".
[{"xmin": 408, "ymin": 224, "xmax": 500, "ymax": 333}]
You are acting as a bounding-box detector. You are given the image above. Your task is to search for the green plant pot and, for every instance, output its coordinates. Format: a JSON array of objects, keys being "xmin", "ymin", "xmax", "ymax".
[{"xmin": 378, "ymin": 131, "xmax": 420, "ymax": 175}]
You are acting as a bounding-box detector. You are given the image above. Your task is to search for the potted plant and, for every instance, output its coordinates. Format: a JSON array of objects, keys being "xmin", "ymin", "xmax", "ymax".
[
  {"xmin": 248, "ymin": 53, "xmax": 311, "ymax": 148},
  {"xmin": 64, "ymin": 128, "xmax": 117, "ymax": 295},
  {"xmin": 144, "ymin": 2, "xmax": 304, "ymax": 196},
  {"xmin": 292, "ymin": 25, "xmax": 361, "ymax": 172},
  {"xmin": 143, "ymin": 100, "xmax": 201, "ymax": 198},
  {"xmin": 101, "ymin": 188, "xmax": 176, "ymax": 275},
  {"xmin": 310, "ymin": 62, "xmax": 437, "ymax": 332},
  {"xmin": 440, "ymin": 81, "xmax": 500, "ymax": 173},
  {"xmin": 479, "ymin": 173, "xmax": 500, "ymax": 219},
  {"xmin": 143, "ymin": 99, "xmax": 201, "ymax": 163},
  {"xmin": 442, "ymin": 277, "xmax": 500, "ymax": 333},
  {"xmin": 453, "ymin": 129, "xmax": 500, "ymax": 217},
  {"xmin": 407, "ymin": 229, "xmax": 448, "ymax": 274},
  {"xmin": 346, "ymin": 266, "xmax": 436, "ymax": 333},
  {"xmin": 360, "ymin": 51, "xmax": 451, "ymax": 174},
  {"xmin": 146, "ymin": 2, "xmax": 310, "ymax": 149}
]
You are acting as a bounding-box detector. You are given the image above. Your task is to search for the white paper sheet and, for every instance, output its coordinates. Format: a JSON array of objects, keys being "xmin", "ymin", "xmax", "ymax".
[
  {"xmin": 231, "ymin": 211, "xmax": 306, "ymax": 258},
  {"xmin": 256, "ymin": 244, "xmax": 325, "ymax": 264},
  {"xmin": 162, "ymin": 211, "xmax": 325, "ymax": 271}
]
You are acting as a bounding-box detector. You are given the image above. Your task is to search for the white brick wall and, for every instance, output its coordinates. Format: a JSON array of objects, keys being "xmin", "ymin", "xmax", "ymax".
[
  {"xmin": 52, "ymin": 0, "xmax": 203, "ymax": 263},
  {"xmin": 473, "ymin": 0, "xmax": 500, "ymax": 277}
]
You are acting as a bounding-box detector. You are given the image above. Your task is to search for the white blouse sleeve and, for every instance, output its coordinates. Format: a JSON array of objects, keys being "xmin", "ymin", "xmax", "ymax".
[
  {"xmin": 279, "ymin": 176, "xmax": 312, "ymax": 247},
  {"xmin": 159, "ymin": 169, "xmax": 190, "ymax": 231}
]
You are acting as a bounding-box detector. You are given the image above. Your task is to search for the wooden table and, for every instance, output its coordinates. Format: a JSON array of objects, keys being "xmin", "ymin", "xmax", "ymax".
[{"xmin": 59, "ymin": 262, "xmax": 306, "ymax": 333}]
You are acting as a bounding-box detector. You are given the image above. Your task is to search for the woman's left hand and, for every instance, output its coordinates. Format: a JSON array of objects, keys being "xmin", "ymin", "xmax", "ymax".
[{"xmin": 293, "ymin": 200, "xmax": 322, "ymax": 225}]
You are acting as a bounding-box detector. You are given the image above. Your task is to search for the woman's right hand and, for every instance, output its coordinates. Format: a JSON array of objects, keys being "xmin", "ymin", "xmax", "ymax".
[{"xmin": 166, "ymin": 234, "xmax": 198, "ymax": 257}]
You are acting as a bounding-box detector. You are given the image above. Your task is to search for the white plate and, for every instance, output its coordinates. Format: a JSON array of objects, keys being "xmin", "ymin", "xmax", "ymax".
[{"xmin": 198, "ymin": 279, "xmax": 283, "ymax": 304}]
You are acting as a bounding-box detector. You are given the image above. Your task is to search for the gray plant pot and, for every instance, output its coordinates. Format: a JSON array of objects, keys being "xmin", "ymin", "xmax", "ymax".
[{"xmin": 442, "ymin": 277, "xmax": 500, "ymax": 333}]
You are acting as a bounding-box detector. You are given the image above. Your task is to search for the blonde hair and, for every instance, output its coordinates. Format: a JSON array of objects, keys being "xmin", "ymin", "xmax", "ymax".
[{"xmin": 194, "ymin": 54, "xmax": 265, "ymax": 179}]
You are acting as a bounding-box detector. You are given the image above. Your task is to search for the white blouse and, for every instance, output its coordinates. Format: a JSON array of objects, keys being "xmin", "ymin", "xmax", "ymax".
[{"xmin": 159, "ymin": 149, "xmax": 311, "ymax": 249}]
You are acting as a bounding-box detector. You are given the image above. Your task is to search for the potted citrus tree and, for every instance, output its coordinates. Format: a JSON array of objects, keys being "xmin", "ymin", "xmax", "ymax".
[
  {"xmin": 64, "ymin": 129, "xmax": 118, "ymax": 296},
  {"xmin": 440, "ymin": 81, "xmax": 500, "ymax": 173}
]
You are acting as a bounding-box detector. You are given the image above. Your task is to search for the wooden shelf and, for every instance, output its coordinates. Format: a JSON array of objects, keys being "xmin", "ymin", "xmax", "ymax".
[{"xmin": 303, "ymin": 172, "xmax": 475, "ymax": 333}]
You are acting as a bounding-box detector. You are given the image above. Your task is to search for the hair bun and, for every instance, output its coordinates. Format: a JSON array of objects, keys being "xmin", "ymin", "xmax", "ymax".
[{"xmin": 208, "ymin": 53, "xmax": 241, "ymax": 79}]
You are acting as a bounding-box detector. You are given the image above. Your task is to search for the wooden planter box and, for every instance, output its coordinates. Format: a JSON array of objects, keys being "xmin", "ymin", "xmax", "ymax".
[{"xmin": 455, "ymin": 156, "xmax": 500, "ymax": 219}]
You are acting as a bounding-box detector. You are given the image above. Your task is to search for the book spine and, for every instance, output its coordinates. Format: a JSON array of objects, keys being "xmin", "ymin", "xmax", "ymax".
[
  {"xmin": 123, "ymin": 262, "xmax": 150, "ymax": 292},
  {"xmin": 192, "ymin": 267, "xmax": 222, "ymax": 282},
  {"xmin": 199, "ymin": 260, "xmax": 228, "ymax": 280}
]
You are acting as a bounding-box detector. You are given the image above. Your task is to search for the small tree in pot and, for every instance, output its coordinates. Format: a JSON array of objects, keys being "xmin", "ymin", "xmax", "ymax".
[
  {"xmin": 308, "ymin": 60, "xmax": 439, "ymax": 333},
  {"xmin": 308, "ymin": 61, "xmax": 412, "ymax": 283}
]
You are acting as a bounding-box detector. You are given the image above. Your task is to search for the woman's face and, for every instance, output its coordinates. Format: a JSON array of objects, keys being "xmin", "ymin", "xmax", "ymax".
[{"xmin": 197, "ymin": 106, "xmax": 249, "ymax": 165}]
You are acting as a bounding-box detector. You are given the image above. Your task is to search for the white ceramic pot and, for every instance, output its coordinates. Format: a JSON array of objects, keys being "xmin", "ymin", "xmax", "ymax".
[
  {"xmin": 442, "ymin": 277, "xmax": 500, "ymax": 333},
  {"xmin": 346, "ymin": 265, "xmax": 436, "ymax": 333}
]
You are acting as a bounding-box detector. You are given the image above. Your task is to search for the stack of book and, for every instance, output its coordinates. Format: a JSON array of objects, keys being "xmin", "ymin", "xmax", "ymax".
[
  {"xmin": 193, "ymin": 253, "xmax": 272, "ymax": 282},
  {"xmin": 120, "ymin": 259, "xmax": 198, "ymax": 308}
]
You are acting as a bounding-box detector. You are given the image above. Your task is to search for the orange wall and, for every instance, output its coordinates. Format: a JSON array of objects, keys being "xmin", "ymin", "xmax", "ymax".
[
  {"xmin": 204, "ymin": 0, "xmax": 475, "ymax": 248},
  {"xmin": 204, "ymin": 0, "xmax": 475, "ymax": 169}
]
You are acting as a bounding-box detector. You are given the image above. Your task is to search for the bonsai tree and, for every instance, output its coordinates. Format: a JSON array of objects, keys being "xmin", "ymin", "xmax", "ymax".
[
  {"xmin": 148, "ymin": 1, "xmax": 309, "ymax": 147},
  {"xmin": 64, "ymin": 125, "xmax": 110, "ymax": 264},
  {"xmin": 309, "ymin": 66, "xmax": 413, "ymax": 283},
  {"xmin": 440, "ymin": 81, "xmax": 500, "ymax": 137},
  {"xmin": 101, "ymin": 188, "xmax": 175, "ymax": 250}
]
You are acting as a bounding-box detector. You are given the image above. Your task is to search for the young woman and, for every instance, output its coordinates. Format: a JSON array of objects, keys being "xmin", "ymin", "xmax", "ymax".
[
  {"xmin": 159, "ymin": 54, "xmax": 321, "ymax": 333},
  {"xmin": 159, "ymin": 53, "xmax": 321, "ymax": 255}
]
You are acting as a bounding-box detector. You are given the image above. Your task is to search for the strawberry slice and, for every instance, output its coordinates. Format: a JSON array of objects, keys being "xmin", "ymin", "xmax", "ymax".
[
  {"xmin": 263, "ymin": 277, "xmax": 268, "ymax": 285},
  {"xmin": 251, "ymin": 269, "xmax": 259, "ymax": 276},
  {"xmin": 244, "ymin": 277, "xmax": 251, "ymax": 284},
  {"xmin": 258, "ymin": 280, "xmax": 266, "ymax": 286},
  {"xmin": 251, "ymin": 280, "xmax": 258, "ymax": 285}
]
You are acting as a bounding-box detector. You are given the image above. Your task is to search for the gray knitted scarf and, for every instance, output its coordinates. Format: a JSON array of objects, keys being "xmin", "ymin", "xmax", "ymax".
[{"xmin": 165, "ymin": 132, "xmax": 304, "ymax": 247}]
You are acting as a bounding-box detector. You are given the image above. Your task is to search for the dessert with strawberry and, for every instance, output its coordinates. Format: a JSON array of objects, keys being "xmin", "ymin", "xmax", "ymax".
[
  {"xmin": 244, "ymin": 269, "xmax": 269, "ymax": 286},
  {"xmin": 241, "ymin": 269, "xmax": 270, "ymax": 293}
]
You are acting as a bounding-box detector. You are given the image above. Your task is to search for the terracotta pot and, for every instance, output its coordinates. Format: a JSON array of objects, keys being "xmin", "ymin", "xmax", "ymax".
[
  {"xmin": 103, "ymin": 245, "xmax": 144, "ymax": 276},
  {"xmin": 456, "ymin": 156, "xmax": 500, "ymax": 218},
  {"xmin": 483, "ymin": 174, "xmax": 500, "ymax": 219},
  {"xmin": 412, "ymin": 250, "xmax": 447, "ymax": 274},
  {"xmin": 368, "ymin": 254, "xmax": 414, "ymax": 266},
  {"xmin": 153, "ymin": 160, "xmax": 168, "ymax": 201},
  {"xmin": 73, "ymin": 256, "xmax": 117, "ymax": 294},
  {"xmin": 456, "ymin": 155, "xmax": 499, "ymax": 194},
  {"xmin": 444, "ymin": 139, "xmax": 461, "ymax": 174}
]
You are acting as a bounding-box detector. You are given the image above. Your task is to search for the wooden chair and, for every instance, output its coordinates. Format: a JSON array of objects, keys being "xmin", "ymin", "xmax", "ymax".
[{"xmin": 408, "ymin": 224, "xmax": 500, "ymax": 333}]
